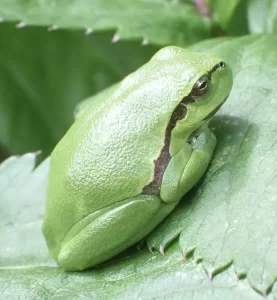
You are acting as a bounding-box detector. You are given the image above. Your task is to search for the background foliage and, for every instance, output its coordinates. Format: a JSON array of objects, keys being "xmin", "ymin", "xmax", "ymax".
[{"xmin": 0, "ymin": 0, "xmax": 277, "ymax": 299}]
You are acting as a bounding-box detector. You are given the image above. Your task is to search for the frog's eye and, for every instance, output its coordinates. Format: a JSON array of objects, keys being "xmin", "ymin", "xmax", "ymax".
[{"xmin": 191, "ymin": 75, "xmax": 212, "ymax": 100}]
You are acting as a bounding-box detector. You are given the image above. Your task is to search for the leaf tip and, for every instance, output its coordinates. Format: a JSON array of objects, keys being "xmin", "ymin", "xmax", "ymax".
[
  {"xmin": 141, "ymin": 39, "xmax": 148, "ymax": 46},
  {"xmin": 16, "ymin": 22, "xmax": 26, "ymax": 29},
  {"xmin": 112, "ymin": 33, "xmax": 120, "ymax": 43},
  {"xmin": 159, "ymin": 246, "xmax": 165, "ymax": 256},
  {"xmin": 235, "ymin": 271, "xmax": 246, "ymax": 281},
  {"xmin": 208, "ymin": 271, "xmax": 213, "ymax": 280},
  {"xmin": 85, "ymin": 28, "xmax": 93, "ymax": 36},
  {"xmin": 48, "ymin": 25, "xmax": 58, "ymax": 32},
  {"xmin": 33, "ymin": 150, "xmax": 42, "ymax": 156}
]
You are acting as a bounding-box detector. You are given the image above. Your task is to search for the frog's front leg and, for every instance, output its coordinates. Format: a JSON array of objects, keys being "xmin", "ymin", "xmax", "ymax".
[{"xmin": 160, "ymin": 125, "xmax": 216, "ymax": 203}]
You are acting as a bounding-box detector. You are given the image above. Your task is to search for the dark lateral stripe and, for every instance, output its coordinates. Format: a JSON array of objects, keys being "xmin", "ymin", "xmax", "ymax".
[
  {"xmin": 142, "ymin": 99, "xmax": 188, "ymax": 195},
  {"xmin": 142, "ymin": 61, "xmax": 225, "ymax": 195},
  {"xmin": 207, "ymin": 61, "xmax": 225, "ymax": 78}
]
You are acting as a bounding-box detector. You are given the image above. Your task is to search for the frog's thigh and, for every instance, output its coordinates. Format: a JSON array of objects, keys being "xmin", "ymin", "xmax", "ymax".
[
  {"xmin": 161, "ymin": 127, "xmax": 216, "ymax": 202},
  {"xmin": 58, "ymin": 195, "xmax": 175, "ymax": 271}
]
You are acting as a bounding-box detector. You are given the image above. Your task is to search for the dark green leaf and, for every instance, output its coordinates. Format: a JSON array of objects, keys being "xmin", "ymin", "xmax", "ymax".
[
  {"xmin": 207, "ymin": 0, "xmax": 241, "ymax": 28},
  {"xmin": 0, "ymin": 0, "xmax": 211, "ymax": 46},
  {"xmin": 0, "ymin": 23, "xmax": 158, "ymax": 158}
]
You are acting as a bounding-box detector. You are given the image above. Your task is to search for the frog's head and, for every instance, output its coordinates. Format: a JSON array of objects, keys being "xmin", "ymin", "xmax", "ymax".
[{"xmin": 150, "ymin": 46, "xmax": 233, "ymax": 154}]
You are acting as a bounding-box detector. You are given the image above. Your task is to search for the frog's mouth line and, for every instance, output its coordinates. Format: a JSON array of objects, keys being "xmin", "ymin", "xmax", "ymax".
[
  {"xmin": 203, "ymin": 94, "xmax": 229, "ymax": 121},
  {"xmin": 187, "ymin": 93, "xmax": 230, "ymax": 145}
]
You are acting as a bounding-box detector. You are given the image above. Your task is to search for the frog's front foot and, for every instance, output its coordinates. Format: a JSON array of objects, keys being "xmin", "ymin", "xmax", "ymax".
[{"xmin": 147, "ymin": 125, "xmax": 216, "ymax": 254}]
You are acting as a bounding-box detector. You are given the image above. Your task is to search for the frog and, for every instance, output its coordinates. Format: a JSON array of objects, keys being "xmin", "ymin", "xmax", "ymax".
[{"xmin": 42, "ymin": 46, "xmax": 233, "ymax": 271}]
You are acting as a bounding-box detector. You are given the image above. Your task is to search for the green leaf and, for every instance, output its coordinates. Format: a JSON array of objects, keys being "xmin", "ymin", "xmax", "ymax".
[
  {"xmin": 206, "ymin": 0, "xmax": 249, "ymax": 36},
  {"xmin": 248, "ymin": 0, "xmax": 277, "ymax": 34},
  {"xmin": 0, "ymin": 1, "xmax": 211, "ymax": 159},
  {"xmin": 0, "ymin": 0, "xmax": 211, "ymax": 47},
  {"xmin": 207, "ymin": 0, "xmax": 241, "ymax": 28},
  {"xmin": 0, "ymin": 23, "xmax": 159, "ymax": 158},
  {"xmin": 0, "ymin": 261, "xmax": 266, "ymax": 300},
  {"xmin": 0, "ymin": 155, "xmax": 264, "ymax": 299},
  {"xmin": 1, "ymin": 35, "xmax": 277, "ymax": 298},
  {"xmin": 147, "ymin": 34, "xmax": 277, "ymax": 295},
  {"xmin": 222, "ymin": 0, "xmax": 249, "ymax": 36},
  {"xmin": 0, "ymin": 153, "xmax": 55, "ymax": 267}
]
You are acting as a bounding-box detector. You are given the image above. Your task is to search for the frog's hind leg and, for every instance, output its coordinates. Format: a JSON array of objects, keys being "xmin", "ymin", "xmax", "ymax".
[{"xmin": 58, "ymin": 194, "xmax": 177, "ymax": 271}]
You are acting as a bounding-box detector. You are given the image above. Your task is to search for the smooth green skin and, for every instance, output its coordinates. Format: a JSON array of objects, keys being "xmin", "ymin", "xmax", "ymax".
[{"xmin": 42, "ymin": 46, "xmax": 233, "ymax": 271}]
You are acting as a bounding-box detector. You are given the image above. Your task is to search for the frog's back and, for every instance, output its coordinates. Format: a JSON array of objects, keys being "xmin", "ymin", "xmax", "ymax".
[{"xmin": 43, "ymin": 47, "xmax": 218, "ymax": 256}]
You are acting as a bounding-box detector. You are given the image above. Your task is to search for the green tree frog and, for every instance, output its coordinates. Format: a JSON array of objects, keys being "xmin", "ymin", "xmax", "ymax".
[{"xmin": 42, "ymin": 46, "xmax": 233, "ymax": 271}]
